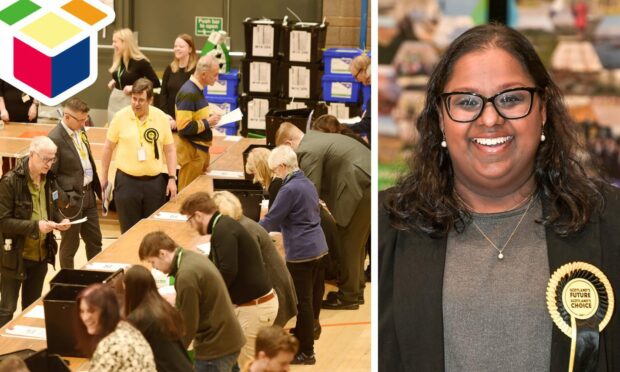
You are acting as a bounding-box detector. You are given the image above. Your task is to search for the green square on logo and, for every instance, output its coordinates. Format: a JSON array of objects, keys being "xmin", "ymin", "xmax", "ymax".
[{"xmin": 0, "ymin": 0, "xmax": 41, "ymax": 26}]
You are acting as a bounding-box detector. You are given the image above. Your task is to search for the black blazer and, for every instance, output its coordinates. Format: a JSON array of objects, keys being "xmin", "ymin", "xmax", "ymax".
[
  {"xmin": 379, "ymin": 188, "xmax": 620, "ymax": 372},
  {"xmin": 49, "ymin": 122, "xmax": 102, "ymax": 209}
]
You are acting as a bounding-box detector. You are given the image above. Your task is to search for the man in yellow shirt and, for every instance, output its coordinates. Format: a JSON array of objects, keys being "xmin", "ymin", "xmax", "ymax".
[{"xmin": 101, "ymin": 78, "xmax": 177, "ymax": 232}]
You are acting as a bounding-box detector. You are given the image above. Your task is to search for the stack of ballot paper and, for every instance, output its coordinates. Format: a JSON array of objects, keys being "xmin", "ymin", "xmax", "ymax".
[{"xmin": 153, "ymin": 212, "xmax": 188, "ymax": 221}]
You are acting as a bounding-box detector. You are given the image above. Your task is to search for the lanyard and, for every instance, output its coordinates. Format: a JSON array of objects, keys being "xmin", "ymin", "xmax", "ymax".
[
  {"xmin": 116, "ymin": 65, "xmax": 124, "ymax": 86},
  {"xmin": 176, "ymin": 248, "xmax": 183, "ymax": 269},
  {"xmin": 211, "ymin": 214, "xmax": 222, "ymax": 234},
  {"xmin": 71, "ymin": 131, "xmax": 87, "ymax": 160}
]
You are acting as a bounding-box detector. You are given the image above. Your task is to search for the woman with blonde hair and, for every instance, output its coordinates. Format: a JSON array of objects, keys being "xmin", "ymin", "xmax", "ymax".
[
  {"xmin": 349, "ymin": 53, "xmax": 371, "ymax": 142},
  {"xmin": 212, "ymin": 190, "xmax": 298, "ymax": 328},
  {"xmin": 106, "ymin": 28, "xmax": 160, "ymax": 123},
  {"xmin": 159, "ymin": 34, "xmax": 197, "ymax": 120},
  {"xmin": 245, "ymin": 147, "xmax": 281, "ymax": 209}
]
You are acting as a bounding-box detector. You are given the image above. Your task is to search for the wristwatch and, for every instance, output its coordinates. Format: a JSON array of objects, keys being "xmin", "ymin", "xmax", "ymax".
[{"xmin": 168, "ymin": 174, "xmax": 177, "ymax": 181}]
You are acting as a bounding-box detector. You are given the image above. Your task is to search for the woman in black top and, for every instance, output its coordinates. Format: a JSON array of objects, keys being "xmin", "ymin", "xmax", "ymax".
[
  {"xmin": 106, "ymin": 28, "xmax": 160, "ymax": 123},
  {"xmin": 0, "ymin": 79, "xmax": 38, "ymax": 123},
  {"xmin": 124, "ymin": 265, "xmax": 193, "ymax": 372},
  {"xmin": 159, "ymin": 34, "xmax": 197, "ymax": 120}
]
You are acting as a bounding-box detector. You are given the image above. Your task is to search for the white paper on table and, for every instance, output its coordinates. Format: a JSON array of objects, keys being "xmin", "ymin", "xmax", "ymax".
[
  {"xmin": 5, "ymin": 325, "xmax": 46, "ymax": 340},
  {"xmin": 151, "ymin": 268, "xmax": 171, "ymax": 288},
  {"xmin": 206, "ymin": 170, "xmax": 244, "ymax": 179},
  {"xmin": 224, "ymin": 136, "xmax": 242, "ymax": 142},
  {"xmin": 85, "ymin": 262, "xmax": 131, "ymax": 272},
  {"xmin": 327, "ymin": 102, "xmax": 350, "ymax": 120},
  {"xmin": 215, "ymin": 108, "xmax": 243, "ymax": 127},
  {"xmin": 153, "ymin": 212, "xmax": 188, "ymax": 221},
  {"xmin": 24, "ymin": 305, "xmax": 45, "ymax": 319},
  {"xmin": 261, "ymin": 199, "xmax": 269, "ymax": 210},
  {"xmin": 196, "ymin": 242, "xmax": 211, "ymax": 255},
  {"xmin": 340, "ymin": 116, "xmax": 362, "ymax": 125}
]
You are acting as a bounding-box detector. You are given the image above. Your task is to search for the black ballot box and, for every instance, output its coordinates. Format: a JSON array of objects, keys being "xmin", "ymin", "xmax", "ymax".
[
  {"xmin": 0, "ymin": 348, "xmax": 70, "ymax": 372},
  {"xmin": 265, "ymin": 108, "xmax": 322, "ymax": 146},
  {"xmin": 24, "ymin": 349, "xmax": 71, "ymax": 372},
  {"xmin": 44, "ymin": 269, "xmax": 125, "ymax": 357},
  {"xmin": 213, "ymin": 178, "xmax": 264, "ymax": 221},
  {"xmin": 242, "ymin": 144, "xmax": 275, "ymax": 180}
]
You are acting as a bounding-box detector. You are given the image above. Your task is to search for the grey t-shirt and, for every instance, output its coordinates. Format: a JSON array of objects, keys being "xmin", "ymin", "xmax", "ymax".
[{"xmin": 443, "ymin": 199, "xmax": 552, "ymax": 372}]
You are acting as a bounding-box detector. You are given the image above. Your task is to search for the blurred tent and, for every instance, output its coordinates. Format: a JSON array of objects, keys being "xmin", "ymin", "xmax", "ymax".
[
  {"xmin": 431, "ymin": 15, "xmax": 474, "ymax": 49},
  {"xmin": 593, "ymin": 16, "xmax": 620, "ymax": 68},
  {"xmin": 552, "ymin": 40, "xmax": 603, "ymax": 73},
  {"xmin": 392, "ymin": 41, "xmax": 439, "ymax": 76}
]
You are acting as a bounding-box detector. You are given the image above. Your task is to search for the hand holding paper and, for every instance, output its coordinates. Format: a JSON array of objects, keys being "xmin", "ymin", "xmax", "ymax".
[{"xmin": 214, "ymin": 108, "xmax": 243, "ymax": 127}]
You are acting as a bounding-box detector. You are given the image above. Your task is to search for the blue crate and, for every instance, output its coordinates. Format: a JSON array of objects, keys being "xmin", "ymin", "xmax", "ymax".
[
  {"xmin": 323, "ymin": 48, "xmax": 363, "ymax": 75},
  {"xmin": 204, "ymin": 69, "xmax": 239, "ymax": 97},
  {"xmin": 362, "ymin": 84, "xmax": 371, "ymax": 112},
  {"xmin": 217, "ymin": 122, "xmax": 239, "ymax": 136},
  {"xmin": 206, "ymin": 96, "xmax": 239, "ymax": 114},
  {"xmin": 322, "ymin": 74, "xmax": 361, "ymax": 103}
]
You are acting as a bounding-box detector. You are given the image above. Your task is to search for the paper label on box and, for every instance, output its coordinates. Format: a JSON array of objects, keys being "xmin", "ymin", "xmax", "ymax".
[
  {"xmin": 250, "ymin": 62, "xmax": 272, "ymax": 93},
  {"xmin": 289, "ymin": 66, "xmax": 310, "ymax": 99},
  {"xmin": 248, "ymin": 98, "xmax": 269, "ymax": 130},
  {"xmin": 253, "ymin": 24, "xmax": 275, "ymax": 57},
  {"xmin": 209, "ymin": 102, "xmax": 232, "ymax": 114},
  {"xmin": 208, "ymin": 79, "xmax": 228, "ymax": 95},
  {"xmin": 331, "ymin": 81, "xmax": 353, "ymax": 99},
  {"xmin": 290, "ymin": 30, "xmax": 311, "ymax": 62},
  {"xmin": 331, "ymin": 57, "xmax": 353, "ymax": 74},
  {"xmin": 328, "ymin": 102, "xmax": 350, "ymax": 119},
  {"xmin": 287, "ymin": 101, "xmax": 307, "ymax": 110}
]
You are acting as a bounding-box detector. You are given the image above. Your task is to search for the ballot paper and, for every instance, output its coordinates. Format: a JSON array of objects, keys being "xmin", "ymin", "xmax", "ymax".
[
  {"xmin": 24, "ymin": 305, "xmax": 45, "ymax": 319},
  {"xmin": 206, "ymin": 170, "xmax": 244, "ymax": 179},
  {"xmin": 340, "ymin": 116, "xmax": 362, "ymax": 125},
  {"xmin": 153, "ymin": 212, "xmax": 188, "ymax": 221},
  {"xmin": 196, "ymin": 242, "xmax": 211, "ymax": 255},
  {"xmin": 85, "ymin": 262, "xmax": 131, "ymax": 272},
  {"xmin": 102, "ymin": 182, "xmax": 113, "ymax": 216},
  {"xmin": 224, "ymin": 136, "xmax": 242, "ymax": 142},
  {"xmin": 215, "ymin": 108, "xmax": 243, "ymax": 127},
  {"xmin": 58, "ymin": 217, "xmax": 87, "ymax": 226},
  {"xmin": 5, "ymin": 325, "xmax": 46, "ymax": 340}
]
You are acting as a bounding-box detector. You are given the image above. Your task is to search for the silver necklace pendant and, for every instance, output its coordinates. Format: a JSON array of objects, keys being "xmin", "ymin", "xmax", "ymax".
[{"xmin": 498, "ymin": 252, "xmax": 504, "ymax": 260}]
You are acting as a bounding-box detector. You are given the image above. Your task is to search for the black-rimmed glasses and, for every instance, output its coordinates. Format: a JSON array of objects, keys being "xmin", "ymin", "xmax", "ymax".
[
  {"xmin": 65, "ymin": 112, "xmax": 89, "ymax": 124},
  {"xmin": 440, "ymin": 87, "xmax": 540, "ymax": 123}
]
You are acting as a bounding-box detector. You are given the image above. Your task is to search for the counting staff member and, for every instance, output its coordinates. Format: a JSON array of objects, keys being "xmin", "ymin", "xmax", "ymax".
[
  {"xmin": 101, "ymin": 78, "xmax": 177, "ymax": 233},
  {"xmin": 48, "ymin": 98, "xmax": 102, "ymax": 268}
]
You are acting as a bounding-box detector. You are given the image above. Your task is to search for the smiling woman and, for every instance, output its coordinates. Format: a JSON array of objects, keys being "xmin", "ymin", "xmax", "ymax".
[
  {"xmin": 74, "ymin": 284, "xmax": 157, "ymax": 371},
  {"xmin": 379, "ymin": 24, "xmax": 620, "ymax": 371}
]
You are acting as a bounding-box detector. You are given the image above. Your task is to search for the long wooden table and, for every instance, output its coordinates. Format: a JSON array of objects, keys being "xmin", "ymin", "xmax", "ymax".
[{"xmin": 0, "ymin": 135, "xmax": 266, "ymax": 369}]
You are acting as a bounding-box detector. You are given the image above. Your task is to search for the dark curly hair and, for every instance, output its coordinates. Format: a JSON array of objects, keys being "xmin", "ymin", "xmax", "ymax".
[{"xmin": 384, "ymin": 24, "xmax": 604, "ymax": 237}]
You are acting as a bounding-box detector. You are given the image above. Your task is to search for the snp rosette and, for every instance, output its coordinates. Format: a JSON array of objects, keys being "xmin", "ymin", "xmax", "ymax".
[{"xmin": 546, "ymin": 261, "xmax": 614, "ymax": 372}]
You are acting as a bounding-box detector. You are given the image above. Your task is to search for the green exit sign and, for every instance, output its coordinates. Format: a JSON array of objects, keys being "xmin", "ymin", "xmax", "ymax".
[{"xmin": 195, "ymin": 16, "xmax": 223, "ymax": 37}]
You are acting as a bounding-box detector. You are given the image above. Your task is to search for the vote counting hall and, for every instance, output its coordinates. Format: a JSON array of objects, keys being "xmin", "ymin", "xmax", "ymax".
[{"xmin": 0, "ymin": 1, "xmax": 371, "ymax": 371}]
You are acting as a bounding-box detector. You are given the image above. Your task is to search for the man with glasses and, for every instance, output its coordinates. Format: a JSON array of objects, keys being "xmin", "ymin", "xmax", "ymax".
[
  {"xmin": 179, "ymin": 192, "xmax": 278, "ymax": 368},
  {"xmin": 48, "ymin": 98, "xmax": 102, "ymax": 268},
  {"xmin": 100, "ymin": 78, "xmax": 178, "ymax": 233},
  {"xmin": 0, "ymin": 136, "xmax": 70, "ymax": 326}
]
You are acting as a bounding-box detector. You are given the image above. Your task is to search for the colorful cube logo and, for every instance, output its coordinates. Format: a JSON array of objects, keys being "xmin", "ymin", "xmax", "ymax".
[{"xmin": 0, "ymin": 0, "xmax": 115, "ymax": 106}]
